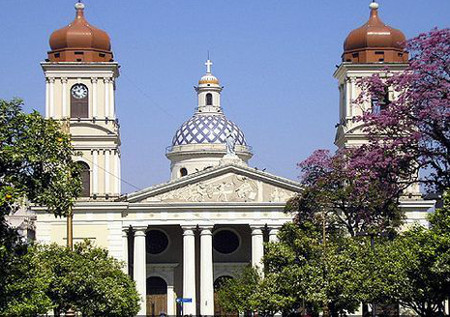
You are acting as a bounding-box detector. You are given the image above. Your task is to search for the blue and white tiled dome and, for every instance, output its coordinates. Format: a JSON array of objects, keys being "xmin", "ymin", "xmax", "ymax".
[{"xmin": 172, "ymin": 114, "xmax": 247, "ymax": 146}]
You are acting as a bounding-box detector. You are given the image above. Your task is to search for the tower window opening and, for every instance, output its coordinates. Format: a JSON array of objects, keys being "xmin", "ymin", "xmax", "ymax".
[
  {"xmin": 75, "ymin": 161, "xmax": 90, "ymax": 197},
  {"xmin": 206, "ymin": 93, "xmax": 213, "ymax": 106},
  {"xmin": 70, "ymin": 83, "xmax": 89, "ymax": 118},
  {"xmin": 54, "ymin": 53, "xmax": 60, "ymax": 58},
  {"xmin": 180, "ymin": 168, "xmax": 188, "ymax": 177},
  {"xmin": 74, "ymin": 51, "xmax": 84, "ymax": 55},
  {"xmin": 99, "ymin": 53, "xmax": 105, "ymax": 57},
  {"xmin": 372, "ymin": 87, "xmax": 391, "ymax": 114}
]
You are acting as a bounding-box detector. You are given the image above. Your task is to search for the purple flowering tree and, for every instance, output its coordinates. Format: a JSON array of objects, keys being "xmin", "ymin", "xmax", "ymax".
[
  {"xmin": 356, "ymin": 28, "xmax": 450, "ymax": 192},
  {"xmin": 286, "ymin": 148, "xmax": 405, "ymax": 237}
]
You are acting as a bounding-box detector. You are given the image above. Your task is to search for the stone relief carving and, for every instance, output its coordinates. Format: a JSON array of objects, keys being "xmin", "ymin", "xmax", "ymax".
[
  {"xmin": 153, "ymin": 175, "xmax": 259, "ymax": 202},
  {"xmin": 269, "ymin": 187, "xmax": 291, "ymax": 202}
]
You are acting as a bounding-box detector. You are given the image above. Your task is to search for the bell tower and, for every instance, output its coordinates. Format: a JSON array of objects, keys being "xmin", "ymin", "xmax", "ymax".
[
  {"xmin": 334, "ymin": 2, "xmax": 421, "ymax": 197},
  {"xmin": 42, "ymin": 2, "xmax": 121, "ymax": 199},
  {"xmin": 334, "ymin": 1, "xmax": 409, "ymax": 149}
]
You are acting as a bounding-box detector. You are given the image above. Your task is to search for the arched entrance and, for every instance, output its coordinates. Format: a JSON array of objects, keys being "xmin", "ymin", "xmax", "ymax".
[
  {"xmin": 214, "ymin": 275, "xmax": 238, "ymax": 317},
  {"xmin": 146, "ymin": 276, "xmax": 167, "ymax": 317}
]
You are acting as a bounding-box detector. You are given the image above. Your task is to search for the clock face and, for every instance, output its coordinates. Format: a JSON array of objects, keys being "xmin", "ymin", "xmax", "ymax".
[{"xmin": 71, "ymin": 84, "xmax": 88, "ymax": 99}]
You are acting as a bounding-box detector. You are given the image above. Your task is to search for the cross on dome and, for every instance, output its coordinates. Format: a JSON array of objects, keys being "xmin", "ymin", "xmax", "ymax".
[{"xmin": 205, "ymin": 59, "xmax": 213, "ymax": 74}]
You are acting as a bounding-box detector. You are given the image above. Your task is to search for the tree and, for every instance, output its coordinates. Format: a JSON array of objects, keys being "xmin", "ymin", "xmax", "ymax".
[
  {"xmin": 359, "ymin": 192, "xmax": 450, "ymax": 317},
  {"xmin": 39, "ymin": 241, "xmax": 140, "ymax": 317},
  {"xmin": 216, "ymin": 266, "xmax": 261, "ymax": 315},
  {"xmin": 356, "ymin": 28, "xmax": 450, "ymax": 192},
  {"xmin": 0, "ymin": 243, "xmax": 53, "ymax": 317},
  {"xmin": 217, "ymin": 223, "xmax": 363, "ymax": 317},
  {"xmin": 287, "ymin": 148, "xmax": 405, "ymax": 237},
  {"xmin": 0, "ymin": 99, "xmax": 81, "ymax": 315}
]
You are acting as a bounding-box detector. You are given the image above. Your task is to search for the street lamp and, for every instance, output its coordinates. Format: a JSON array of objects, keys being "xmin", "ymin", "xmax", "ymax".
[
  {"xmin": 356, "ymin": 231, "xmax": 390, "ymax": 317},
  {"xmin": 62, "ymin": 119, "xmax": 75, "ymax": 317}
]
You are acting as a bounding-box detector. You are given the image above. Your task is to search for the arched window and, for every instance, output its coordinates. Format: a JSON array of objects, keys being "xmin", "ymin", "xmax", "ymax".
[
  {"xmin": 206, "ymin": 93, "xmax": 213, "ymax": 106},
  {"xmin": 147, "ymin": 276, "xmax": 167, "ymax": 295},
  {"xmin": 76, "ymin": 161, "xmax": 90, "ymax": 197},
  {"xmin": 70, "ymin": 84, "xmax": 89, "ymax": 118},
  {"xmin": 180, "ymin": 168, "xmax": 188, "ymax": 177},
  {"xmin": 214, "ymin": 275, "xmax": 233, "ymax": 291}
]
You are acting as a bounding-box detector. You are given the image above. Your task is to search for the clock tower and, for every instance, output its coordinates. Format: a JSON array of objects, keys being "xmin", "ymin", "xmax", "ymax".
[{"xmin": 42, "ymin": 2, "xmax": 121, "ymax": 199}]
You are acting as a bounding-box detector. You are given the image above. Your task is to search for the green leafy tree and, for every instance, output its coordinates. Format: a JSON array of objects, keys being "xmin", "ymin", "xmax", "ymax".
[
  {"xmin": 0, "ymin": 243, "xmax": 53, "ymax": 317},
  {"xmin": 0, "ymin": 98, "xmax": 81, "ymax": 316},
  {"xmin": 39, "ymin": 241, "xmax": 140, "ymax": 317},
  {"xmin": 216, "ymin": 266, "xmax": 261, "ymax": 315},
  {"xmin": 361, "ymin": 192, "xmax": 450, "ymax": 317},
  {"xmin": 217, "ymin": 223, "xmax": 363, "ymax": 317}
]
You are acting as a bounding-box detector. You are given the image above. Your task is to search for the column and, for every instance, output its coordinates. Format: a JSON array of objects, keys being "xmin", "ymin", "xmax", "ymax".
[
  {"xmin": 251, "ymin": 226, "xmax": 264, "ymax": 271},
  {"xmin": 167, "ymin": 285, "xmax": 175, "ymax": 316},
  {"xmin": 350, "ymin": 77, "xmax": 356, "ymax": 117},
  {"xmin": 92, "ymin": 77, "xmax": 98, "ymax": 118},
  {"xmin": 104, "ymin": 78, "xmax": 110, "ymax": 118},
  {"xmin": 345, "ymin": 78, "xmax": 351, "ymax": 117},
  {"xmin": 122, "ymin": 229, "xmax": 128, "ymax": 274},
  {"xmin": 114, "ymin": 150, "xmax": 120, "ymax": 195},
  {"xmin": 104, "ymin": 150, "xmax": 110, "ymax": 195},
  {"xmin": 268, "ymin": 226, "xmax": 280, "ymax": 242},
  {"xmin": 182, "ymin": 226, "xmax": 196, "ymax": 315},
  {"xmin": 45, "ymin": 78, "xmax": 50, "ymax": 118},
  {"xmin": 49, "ymin": 77, "xmax": 55, "ymax": 118},
  {"xmin": 61, "ymin": 78, "xmax": 68, "ymax": 118},
  {"xmin": 109, "ymin": 79, "xmax": 115, "ymax": 118},
  {"xmin": 200, "ymin": 226, "xmax": 214, "ymax": 316},
  {"xmin": 133, "ymin": 228, "xmax": 147, "ymax": 316},
  {"xmin": 92, "ymin": 150, "xmax": 99, "ymax": 195}
]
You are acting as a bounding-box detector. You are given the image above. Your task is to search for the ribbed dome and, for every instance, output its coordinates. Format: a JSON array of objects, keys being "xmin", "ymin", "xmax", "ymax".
[
  {"xmin": 342, "ymin": 2, "xmax": 408, "ymax": 63},
  {"xmin": 172, "ymin": 114, "xmax": 247, "ymax": 146},
  {"xmin": 199, "ymin": 74, "xmax": 219, "ymax": 85},
  {"xmin": 47, "ymin": 2, "xmax": 113, "ymax": 62}
]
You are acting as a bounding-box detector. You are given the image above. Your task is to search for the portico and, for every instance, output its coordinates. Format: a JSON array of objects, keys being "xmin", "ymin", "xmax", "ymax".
[{"xmin": 124, "ymin": 220, "xmax": 288, "ymax": 316}]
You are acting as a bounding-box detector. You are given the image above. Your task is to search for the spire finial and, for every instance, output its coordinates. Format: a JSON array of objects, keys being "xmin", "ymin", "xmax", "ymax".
[
  {"xmin": 75, "ymin": 0, "xmax": 85, "ymax": 18},
  {"xmin": 369, "ymin": 1, "xmax": 379, "ymax": 10},
  {"xmin": 205, "ymin": 58, "xmax": 213, "ymax": 74}
]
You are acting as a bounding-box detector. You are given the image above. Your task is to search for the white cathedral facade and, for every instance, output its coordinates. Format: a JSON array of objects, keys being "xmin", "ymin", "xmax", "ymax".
[{"xmin": 32, "ymin": 2, "xmax": 434, "ymax": 316}]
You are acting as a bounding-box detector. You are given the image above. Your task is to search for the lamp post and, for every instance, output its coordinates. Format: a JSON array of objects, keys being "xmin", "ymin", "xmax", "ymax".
[
  {"xmin": 322, "ymin": 209, "xmax": 330, "ymax": 317},
  {"xmin": 62, "ymin": 119, "xmax": 75, "ymax": 317},
  {"xmin": 61, "ymin": 118, "xmax": 74, "ymax": 252},
  {"xmin": 356, "ymin": 231, "xmax": 390, "ymax": 317}
]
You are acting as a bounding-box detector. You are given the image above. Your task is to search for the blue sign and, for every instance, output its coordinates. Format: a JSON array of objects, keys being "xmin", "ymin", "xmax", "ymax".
[{"xmin": 176, "ymin": 298, "xmax": 192, "ymax": 303}]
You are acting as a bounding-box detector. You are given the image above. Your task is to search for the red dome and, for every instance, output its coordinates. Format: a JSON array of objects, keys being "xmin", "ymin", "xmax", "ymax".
[
  {"xmin": 342, "ymin": 2, "xmax": 408, "ymax": 63},
  {"xmin": 48, "ymin": 3, "xmax": 113, "ymax": 63}
]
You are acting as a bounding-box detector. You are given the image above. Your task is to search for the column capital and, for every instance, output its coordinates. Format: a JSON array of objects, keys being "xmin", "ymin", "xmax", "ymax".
[
  {"xmin": 181, "ymin": 225, "xmax": 196, "ymax": 230},
  {"xmin": 199, "ymin": 226, "xmax": 213, "ymax": 236},
  {"xmin": 134, "ymin": 227, "xmax": 147, "ymax": 236},
  {"xmin": 268, "ymin": 225, "xmax": 282, "ymax": 231},
  {"xmin": 250, "ymin": 225, "xmax": 264, "ymax": 235},
  {"xmin": 61, "ymin": 77, "xmax": 68, "ymax": 84},
  {"xmin": 91, "ymin": 77, "xmax": 98, "ymax": 83}
]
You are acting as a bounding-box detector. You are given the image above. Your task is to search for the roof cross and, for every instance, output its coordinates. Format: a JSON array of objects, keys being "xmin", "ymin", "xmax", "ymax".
[{"xmin": 205, "ymin": 59, "xmax": 213, "ymax": 74}]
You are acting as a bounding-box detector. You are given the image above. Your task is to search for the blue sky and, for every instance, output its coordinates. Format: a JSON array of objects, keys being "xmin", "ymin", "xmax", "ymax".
[{"xmin": 0, "ymin": 0, "xmax": 449, "ymax": 193}]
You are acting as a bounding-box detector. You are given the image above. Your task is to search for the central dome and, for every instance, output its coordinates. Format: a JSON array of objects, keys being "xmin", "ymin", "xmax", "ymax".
[{"xmin": 172, "ymin": 113, "xmax": 247, "ymax": 146}]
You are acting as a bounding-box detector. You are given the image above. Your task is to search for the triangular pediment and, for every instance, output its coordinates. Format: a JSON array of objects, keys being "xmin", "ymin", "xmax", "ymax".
[{"xmin": 127, "ymin": 163, "xmax": 301, "ymax": 204}]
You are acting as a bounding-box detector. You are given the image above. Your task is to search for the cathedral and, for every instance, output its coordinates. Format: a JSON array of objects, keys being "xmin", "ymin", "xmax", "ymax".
[{"xmin": 33, "ymin": 2, "xmax": 434, "ymax": 316}]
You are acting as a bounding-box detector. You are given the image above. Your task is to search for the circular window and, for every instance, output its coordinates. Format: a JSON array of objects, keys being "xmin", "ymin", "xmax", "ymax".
[
  {"xmin": 146, "ymin": 230, "xmax": 169, "ymax": 254},
  {"xmin": 213, "ymin": 229, "xmax": 240, "ymax": 254}
]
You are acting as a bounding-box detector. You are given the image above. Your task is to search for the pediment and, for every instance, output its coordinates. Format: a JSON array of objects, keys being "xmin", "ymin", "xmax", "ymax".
[{"xmin": 127, "ymin": 164, "xmax": 301, "ymax": 204}]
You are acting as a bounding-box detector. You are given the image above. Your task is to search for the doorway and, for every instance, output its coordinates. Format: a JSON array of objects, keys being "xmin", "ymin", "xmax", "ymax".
[{"xmin": 146, "ymin": 276, "xmax": 167, "ymax": 316}]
